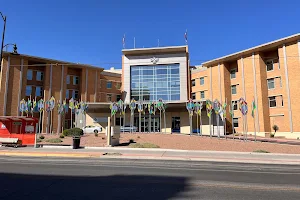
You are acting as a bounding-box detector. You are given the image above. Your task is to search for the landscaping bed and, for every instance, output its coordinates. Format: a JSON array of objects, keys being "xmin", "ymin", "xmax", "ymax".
[{"xmin": 37, "ymin": 133, "xmax": 300, "ymax": 154}]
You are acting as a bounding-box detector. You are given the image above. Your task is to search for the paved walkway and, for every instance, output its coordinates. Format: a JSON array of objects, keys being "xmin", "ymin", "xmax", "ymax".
[{"xmin": 1, "ymin": 146, "xmax": 300, "ymax": 165}]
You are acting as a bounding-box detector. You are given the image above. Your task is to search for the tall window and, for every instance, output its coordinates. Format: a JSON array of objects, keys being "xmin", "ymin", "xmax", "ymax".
[
  {"xmin": 66, "ymin": 90, "xmax": 70, "ymax": 99},
  {"xmin": 73, "ymin": 90, "xmax": 79, "ymax": 99},
  {"xmin": 106, "ymin": 94, "xmax": 112, "ymax": 101},
  {"xmin": 26, "ymin": 86, "xmax": 32, "ymax": 96},
  {"xmin": 267, "ymin": 78, "xmax": 275, "ymax": 89},
  {"xmin": 200, "ymin": 77, "xmax": 204, "ymax": 85},
  {"xmin": 280, "ymin": 95, "xmax": 284, "ymax": 107},
  {"xmin": 35, "ymin": 86, "xmax": 43, "ymax": 97},
  {"xmin": 36, "ymin": 71, "xmax": 44, "ymax": 81},
  {"xmin": 67, "ymin": 75, "xmax": 70, "ymax": 84},
  {"xmin": 269, "ymin": 96, "xmax": 276, "ymax": 107},
  {"xmin": 192, "ymin": 79, "xmax": 196, "ymax": 87},
  {"xmin": 27, "ymin": 70, "xmax": 33, "ymax": 80},
  {"xmin": 116, "ymin": 82, "xmax": 121, "ymax": 89},
  {"xmin": 73, "ymin": 76, "xmax": 79, "ymax": 85},
  {"xmin": 232, "ymin": 100, "xmax": 238, "ymax": 110},
  {"xmin": 116, "ymin": 94, "xmax": 121, "ymax": 101},
  {"xmin": 200, "ymin": 91, "xmax": 205, "ymax": 99},
  {"xmin": 191, "ymin": 93, "xmax": 196, "ymax": 99},
  {"xmin": 230, "ymin": 69, "xmax": 236, "ymax": 79},
  {"xmin": 231, "ymin": 85, "xmax": 237, "ymax": 95},
  {"xmin": 130, "ymin": 64, "xmax": 180, "ymax": 101},
  {"xmin": 233, "ymin": 118, "xmax": 239, "ymax": 127},
  {"xmin": 266, "ymin": 60, "xmax": 274, "ymax": 71},
  {"xmin": 107, "ymin": 81, "xmax": 112, "ymax": 89}
]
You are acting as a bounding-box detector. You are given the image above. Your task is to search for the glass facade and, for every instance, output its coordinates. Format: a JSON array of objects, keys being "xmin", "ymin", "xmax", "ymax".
[{"xmin": 130, "ymin": 64, "xmax": 180, "ymax": 101}]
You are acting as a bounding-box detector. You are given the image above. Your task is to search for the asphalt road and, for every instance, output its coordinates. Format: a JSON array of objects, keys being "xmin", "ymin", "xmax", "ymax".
[{"xmin": 0, "ymin": 157, "xmax": 300, "ymax": 200}]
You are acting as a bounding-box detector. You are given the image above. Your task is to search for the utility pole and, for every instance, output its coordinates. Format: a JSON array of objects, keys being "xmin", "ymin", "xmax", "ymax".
[{"xmin": 0, "ymin": 12, "xmax": 6, "ymax": 71}]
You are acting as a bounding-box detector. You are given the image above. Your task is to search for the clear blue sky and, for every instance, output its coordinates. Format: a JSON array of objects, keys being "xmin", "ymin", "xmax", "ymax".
[{"xmin": 2, "ymin": 0, "xmax": 300, "ymax": 69}]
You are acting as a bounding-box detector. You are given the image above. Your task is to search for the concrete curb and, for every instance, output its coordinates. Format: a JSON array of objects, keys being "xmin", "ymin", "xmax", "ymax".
[
  {"xmin": 0, "ymin": 152, "xmax": 100, "ymax": 158},
  {"xmin": 41, "ymin": 145, "xmax": 300, "ymax": 157}
]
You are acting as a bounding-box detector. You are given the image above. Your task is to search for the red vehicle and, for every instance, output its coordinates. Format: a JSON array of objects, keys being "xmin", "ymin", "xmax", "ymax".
[{"xmin": 0, "ymin": 116, "xmax": 39, "ymax": 147}]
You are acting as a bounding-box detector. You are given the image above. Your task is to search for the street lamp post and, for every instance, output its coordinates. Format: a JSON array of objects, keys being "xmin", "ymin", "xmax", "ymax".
[{"xmin": 0, "ymin": 12, "xmax": 6, "ymax": 71}]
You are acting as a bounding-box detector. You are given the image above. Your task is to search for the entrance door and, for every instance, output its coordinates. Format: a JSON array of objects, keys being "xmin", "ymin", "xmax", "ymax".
[
  {"xmin": 172, "ymin": 117, "xmax": 180, "ymax": 133},
  {"xmin": 134, "ymin": 115, "xmax": 160, "ymax": 133}
]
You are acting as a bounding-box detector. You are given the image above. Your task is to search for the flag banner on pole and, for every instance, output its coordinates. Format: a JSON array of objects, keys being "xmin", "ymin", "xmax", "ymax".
[
  {"xmin": 184, "ymin": 29, "xmax": 188, "ymax": 44},
  {"xmin": 251, "ymin": 99, "xmax": 256, "ymax": 118},
  {"xmin": 206, "ymin": 99, "xmax": 213, "ymax": 118},
  {"xmin": 186, "ymin": 99, "xmax": 194, "ymax": 116}
]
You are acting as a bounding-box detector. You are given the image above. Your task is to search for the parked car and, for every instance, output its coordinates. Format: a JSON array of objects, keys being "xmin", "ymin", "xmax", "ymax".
[
  {"xmin": 120, "ymin": 125, "xmax": 137, "ymax": 132},
  {"xmin": 82, "ymin": 125, "xmax": 102, "ymax": 134}
]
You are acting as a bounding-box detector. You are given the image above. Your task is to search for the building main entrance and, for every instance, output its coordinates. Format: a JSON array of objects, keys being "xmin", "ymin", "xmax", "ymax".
[{"xmin": 134, "ymin": 115, "xmax": 160, "ymax": 133}]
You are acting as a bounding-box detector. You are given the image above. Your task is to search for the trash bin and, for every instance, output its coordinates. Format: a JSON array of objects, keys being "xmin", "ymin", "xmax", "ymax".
[{"xmin": 72, "ymin": 136, "xmax": 81, "ymax": 149}]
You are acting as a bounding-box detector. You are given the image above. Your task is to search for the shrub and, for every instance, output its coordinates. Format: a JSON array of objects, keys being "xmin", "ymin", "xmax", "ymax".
[
  {"xmin": 129, "ymin": 143, "xmax": 160, "ymax": 148},
  {"xmin": 39, "ymin": 135, "xmax": 45, "ymax": 140},
  {"xmin": 253, "ymin": 149, "xmax": 270, "ymax": 153},
  {"xmin": 272, "ymin": 125, "xmax": 279, "ymax": 136},
  {"xmin": 59, "ymin": 134, "xmax": 65, "ymax": 139},
  {"xmin": 63, "ymin": 128, "xmax": 83, "ymax": 137},
  {"xmin": 36, "ymin": 138, "xmax": 42, "ymax": 143},
  {"xmin": 45, "ymin": 138, "xmax": 63, "ymax": 143},
  {"xmin": 129, "ymin": 139, "xmax": 134, "ymax": 143},
  {"xmin": 270, "ymin": 133, "xmax": 275, "ymax": 138},
  {"xmin": 95, "ymin": 133, "xmax": 99, "ymax": 137}
]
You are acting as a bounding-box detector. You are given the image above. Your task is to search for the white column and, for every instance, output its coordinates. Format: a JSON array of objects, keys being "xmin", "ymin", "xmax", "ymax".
[
  {"xmin": 241, "ymin": 57, "xmax": 246, "ymax": 100},
  {"xmin": 94, "ymin": 70, "xmax": 98, "ymax": 102},
  {"xmin": 17, "ymin": 58, "xmax": 24, "ymax": 116},
  {"xmin": 283, "ymin": 44, "xmax": 293, "ymax": 133},
  {"xmin": 3, "ymin": 56, "xmax": 10, "ymax": 116},
  {"xmin": 252, "ymin": 53, "xmax": 260, "ymax": 132},
  {"xmin": 218, "ymin": 63, "xmax": 222, "ymax": 102}
]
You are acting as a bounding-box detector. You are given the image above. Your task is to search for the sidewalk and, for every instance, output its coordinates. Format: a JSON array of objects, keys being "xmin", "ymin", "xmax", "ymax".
[{"xmin": 1, "ymin": 146, "xmax": 300, "ymax": 165}]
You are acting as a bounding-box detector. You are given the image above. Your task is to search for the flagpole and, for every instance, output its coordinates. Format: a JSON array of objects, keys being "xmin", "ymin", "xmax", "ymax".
[
  {"xmin": 134, "ymin": 37, "xmax": 136, "ymax": 49},
  {"xmin": 158, "ymin": 39, "xmax": 159, "ymax": 47}
]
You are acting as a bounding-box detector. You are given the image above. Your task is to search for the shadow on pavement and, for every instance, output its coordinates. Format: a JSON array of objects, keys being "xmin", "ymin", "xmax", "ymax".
[{"xmin": 0, "ymin": 173, "xmax": 189, "ymax": 200}]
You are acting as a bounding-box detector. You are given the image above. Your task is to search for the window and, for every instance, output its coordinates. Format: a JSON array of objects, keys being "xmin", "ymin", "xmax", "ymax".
[
  {"xmin": 130, "ymin": 64, "xmax": 180, "ymax": 101},
  {"xmin": 106, "ymin": 94, "xmax": 112, "ymax": 102},
  {"xmin": 200, "ymin": 91, "xmax": 205, "ymax": 99},
  {"xmin": 269, "ymin": 96, "xmax": 276, "ymax": 107},
  {"xmin": 26, "ymin": 86, "xmax": 32, "ymax": 96},
  {"xmin": 200, "ymin": 77, "xmax": 204, "ymax": 85},
  {"xmin": 27, "ymin": 70, "xmax": 33, "ymax": 80},
  {"xmin": 73, "ymin": 90, "xmax": 79, "ymax": 99},
  {"xmin": 230, "ymin": 69, "xmax": 236, "ymax": 79},
  {"xmin": 73, "ymin": 76, "xmax": 79, "ymax": 85},
  {"xmin": 192, "ymin": 79, "xmax": 195, "ymax": 87},
  {"xmin": 191, "ymin": 93, "xmax": 196, "ymax": 99},
  {"xmin": 267, "ymin": 78, "xmax": 275, "ymax": 89},
  {"xmin": 67, "ymin": 75, "xmax": 70, "ymax": 84},
  {"xmin": 35, "ymin": 86, "xmax": 43, "ymax": 97},
  {"xmin": 107, "ymin": 81, "xmax": 112, "ymax": 89},
  {"xmin": 66, "ymin": 90, "xmax": 70, "ymax": 99},
  {"xmin": 280, "ymin": 95, "xmax": 284, "ymax": 107},
  {"xmin": 116, "ymin": 82, "xmax": 121, "ymax": 89},
  {"xmin": 266, "ymin": 60, "xmax": 274, "ymax": 71},
  {"xmin": 116, "ymin": 95, "xmax": 121, "ymax": 101},
  {"xmin": 232, "ymin": 100, "xmax": 238, "ymax": 110},
  {"xmin": 233, "ymin": 118, "xmax": 239, "ymax": 127},
  {"xmin": 36, "ymin": 71, "xmax": 44, "ymax": 81},
  {"xmin": 231, "ymin": 85, "xmax": 237, "ymax": 95}
]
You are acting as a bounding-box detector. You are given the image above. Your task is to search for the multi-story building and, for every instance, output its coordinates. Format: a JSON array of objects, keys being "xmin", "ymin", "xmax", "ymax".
[
  {"xmin": 192, "ymin": 33, "xmax": 300, "ymax": 139},
  {"xmin": 0, "ymin": 52, "xmax": 122, "ymax": 133},
  {"xmin": 1, "ymin": 33, "xmax": 300, "ymax": 139}
]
